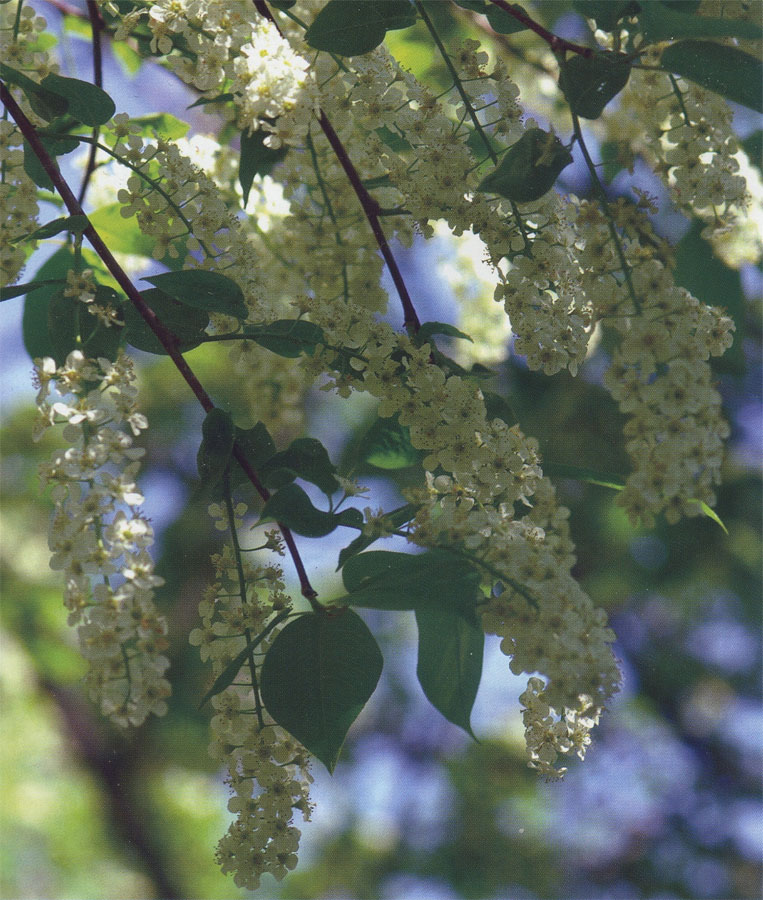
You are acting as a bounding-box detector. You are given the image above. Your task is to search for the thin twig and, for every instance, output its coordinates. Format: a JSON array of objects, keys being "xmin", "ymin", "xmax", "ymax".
[{"xmin": 77, "ymin": 0, "xmax": 104, "ymax": 205}]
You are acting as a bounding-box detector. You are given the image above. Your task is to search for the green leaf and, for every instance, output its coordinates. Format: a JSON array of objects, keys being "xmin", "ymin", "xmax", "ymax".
[
  {"xmin": 660, "ymin": 41, "xmax": 762, "ymax": 112},
  {"xmin": 142, "ymin": 269, "xmax": 248, "ymax": 320},
  {"xmin": 260, "ymin": 609, "xmax": 383, "ymax": 773},
  {"xmin": 476, "ymin": 128, "xmax": 574, "ymax": 203},
  {"xmin": 453, "ymin": 0, "xmax": 487, "ymax": 11},
  {"xmin": 88, "ymin": 203, "xmax": 161, "ymax": 259},
  {"xmin": 243, "ymin": 319, "xmax": 325, "ymax": 357},
  {"xmin": 234, "ymin": 421, "xmax": 276, "ymax": 472},
  {"xmin": 22, "ymin": 246, "xmax": 76, "ymax": 360},
  {"xmin": 123, "ymin": 287, "xmax": 209, "ymax": 355},
  {"xmin": 482, "ymin": 389, "xmax": 518, "ymax": 426},
  {"xmin": 40, "ymin": 72, "xmax": 116, "ymax": 126},
  {"xmin": 0, "ymin": 63, "xmax": 68, "ymax": 121},
  {"xmin": 270, "ymin": 0, "xmax": 297, "ymax": 8},
  {"xmin": 674, "ymin": 220, "xmax": 745, "ymax": 375},
  {"xmin": 197, "ymin": 408, "xmax": 235, "ymax": 489},
  {"xmin": 2, "ymin": 280, "xmax": 62, "ymax": 302},
  {"xmin": 357, "ymin": 414, "xmax": 422, "ymax": 470},
  {"xmin": 261, "ymin": 437, "xmax": 340, "ymax": 496},
  {"xmin": 187, "ymin": 93, "xmax": 234, "ymax": 109},
  {"xmin": 14, "ymin": 215, "xmax": 89, "ymax": 244},
  {"xmin": 416, "ymin": 321, "xmax": 473, "ymax": 345},
  {"xmin": 572, "ymin": 1, "xmax": 638, "ymax": 31},
  {"xmin": 742, "ymin": 130, "xmax": 762, "ymax": 173},
  {"xmin": 544, "ymin": 462, "xmax": 626, "ymax": 490},
  {"xmin": 375, "ymin": 125, "xmax": 412, "ymax": 153},
  {"xmin": 415, "ymin": 605, "xmax": 483, "ymax": 737},
  {"xmin": 485, "ymin": 3, "xmax": 528, "ymax": 34},
  {"xmin": 23, "ymin": 140, "xmax": 53, "ymax": 190},
  {"xmin": 239, "ymin": 127, "xmax": 288, "ymax": 205},
  {"xmin": 259, "ymin": 483, "xmax": 350, "ymax": 537},
  {"xmin": 112, "ymin": 38, "xmax": 143, "ymax": 75},
  {"xmin": 340, "ymin": 549, "xmax": 481, "ymax": 613},
  {"xmin": 47, "ymin": 288, "xmax": 79, "ymax": 366},
  {"xmin": 79, "ymin": 287, "xmax": 124, "ymax": 361},
  {"xmin": 337, "ymin": 503, "xmax": 418, "ymax": 570},
  {"xmin": 305, "ymin": 0, "xmax": 417, "ymax": 57},
  {"xmin": 639, "ymin": 1, "xmax": 762, "ymax": 41},
  {"xmin": 559, "ymin": 52, "xmax": 632, "ymax": 119},
  {"xmin": 691, "ymin": 500, "xmax": 729, "ymax": 535},
  {"xmin": 129, "ymin": 112, "xmax": 190, "ymax": 140}
]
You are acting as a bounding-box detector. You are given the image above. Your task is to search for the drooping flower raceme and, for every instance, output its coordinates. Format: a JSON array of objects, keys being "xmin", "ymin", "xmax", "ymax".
[{"xmin": 34, "ymin": 350, "xmax": 170, "ymax": 727}]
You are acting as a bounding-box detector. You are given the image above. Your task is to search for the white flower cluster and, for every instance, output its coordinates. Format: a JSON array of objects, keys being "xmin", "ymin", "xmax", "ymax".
[
  {"xmin": 190, "ymin": 545, "xmax": 311, "ymax": 891},
  {"xmin": 0, "ymin": 4, "xmax": 51, "ymax": 287},
  {"xmin": 107, "ymin": 0, "xmax": 313, "ymax": 140},
  {"xmin": 417, "ymin": 474, "xmax": 620, "ymax": 779},
  {"xmin": 34, "ymin": 351, "xmax": 170, "ymax": 727},
  {"xmin": 577, "ymin": 201, "xmax": 735, "ymax": 525}
]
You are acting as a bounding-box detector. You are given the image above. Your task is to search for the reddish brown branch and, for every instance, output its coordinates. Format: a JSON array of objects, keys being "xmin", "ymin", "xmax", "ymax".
[
  {"xmin": 0, "ymin": 80, "xmax": 318, "ymax": 603},
  {"xmin": 488, "ymin": 0, "xmax": 593, "ymax": 58},
  {"xmin": 77, "ymin": 0, "xmax": 104, "ymax": 205}
]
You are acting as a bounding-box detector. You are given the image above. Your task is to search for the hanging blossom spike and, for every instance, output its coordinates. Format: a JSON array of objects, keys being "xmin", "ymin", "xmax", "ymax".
[{"xmin": 34, "ymin": 349, "xmax": 170, "ymax": 727}]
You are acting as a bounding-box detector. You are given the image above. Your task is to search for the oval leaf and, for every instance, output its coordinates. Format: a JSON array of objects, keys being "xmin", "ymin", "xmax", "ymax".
[
  {"xmin": 660, "ymin": 41, "xmax": 762, "ymax": 112},
  {"xmin": 639, "ymin": 1, "xmax": 762, "ymax": 42},
  {"xmin": 357, "ymin": 414, "xmax": 422, "ymax": 470},
  {"xmin": 22, "ymin": 246, "xmax": 77, "ymax": 360},
  {"xmin": 476, "ymin": 128, "xmax": 574, "ymax": 202},
  {"xmin": 143, "ymin": 269, "xmax": 247, "ymax": 320},
  {"xmin": 485, "ymin": 3, "xmax": 529, "ymax": 34},
  {"xmin": 415, "ymin": 606, "xmax": 484, "ymax": 737},
  {"xmin": 260, "ymin": 610, "xmax": 383, "ymax": 772},
  {"xmin": 259, "ymin": 483, "xmax": 343, "ymax": 537},
  {"xmin": 305, "ymin": 0, "xmax": 416, "ymax": 57},
  {"xmin": 261, "ymin": 437, "xmax": 340, "ymax": 496},
  {"xmin": 197, "ymin": 408, "xmax": 235, "ymax": 489},
  {"xmin": 123, "ymin": 287, "xmax": 209, "ymax": 355},
  {"xmin": 243, "ymin": 319, "xmax": 325, "ymax": 357},
  {"xmin": 40, "ymin": 72, "xmax": 116, "ymax": 126},
  {"xmin": 559, "ymin": 52, "xmax": 632, "ymax": 119},
  {"xmin": 341, "ymin": 549, "xmax": 481, "ymax": 613}
]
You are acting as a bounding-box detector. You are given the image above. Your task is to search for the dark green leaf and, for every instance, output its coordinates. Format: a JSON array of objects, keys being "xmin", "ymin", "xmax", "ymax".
[
  {"xmin": 341, "ymin": 549, "xmax": 481, "ymax": 613},
  {"xmin": 123, "ymin": 287, "xmax": 209, "ymax": 355},
  {"xmin": 234, "ymin": 421, "xmax": 276, "ymax": 472},
  {"xmin": 0, "ymin": 63, "xmax": 68, "ymax": 120},
  {"xmin": 197, "ymin": 408, "xmax": 235, "ymax": 489},
  {"xmin": 142, "ymin": 270, "xmax": 248, "ymax": 320},
  {"xmin": 305, "ymin": 0, "xmax": 417, "ymax": 57},
  {"xmin": 261, "ymin": 437, "xmax": 340, "ymax": 496},
  {"xmin": 270, "ymin": 0, "xmax": 297, "ymax": 8},
  {"xmin": 40, "ymin": 73, "xmax": 116, "ymax": 126},
  {"xmin": 482, "ymin": 389, "xmax": 518, "ymax": 426},
  {"xmin": 1, "ymin": 279, "xmax": 65, "ymax": 301},
  {"xmin": 572, "ymin": 1, "xmax": 638, "ymax": 31},
  {"xmin": 79, "ymin": 287, "xmax": 124, "ymax": 361},
  {"xmin": 375, "ymin": 125, "xmax": 412, "ymax": 153},
  {"xmin": 416, "ymin": 321, "xmax": 473, "ymax": 345},
  {"xmin": 660, "ymin": 41, "xmax": 762, "ymax": 111},
  {"xmin": 239, "ymin": 127, "xmax": 289, "ymax": 205},
  {"xmin": 476, "ymin": 128, "xmax": 574, "ymax": 202},
  {"xmin": 47, "ymin": 289, "xmax": 79, "ymax": 366},
  {"xmin": 742, "ymin": 130, "xmax": 762, "ymax": 173},
  {"xmin": 674, "ymin": 220, "xmax": 745, "ymax": 375},
  {"xmin": 187, "ymin": 92, "xmax": 234, "ymax": 109},
  {"xmin": 453, "ymin": 0, "xmax": 487, "ymax": 11},
  {"xmin": 639, "ymin": 0, "xmax": 762, "ymax": 41},
  {"xmin": 600, "ymin": 139, "xmax": 626, "ymax": 182},
  {"xmin": 559, "ymin": 52, "xmax": 631, "ymax": 119},
  {"xmin": 357, "ymin": 414, "xmax": 422, "ymax": 470},
  {"xmin": 485, "ymin": 3, "xmax": 528, "ymax": 34},
  {"xmin": 23, "ymin": 140, "xmax": 54, "ymax": 190},
  {"xmin": 15, "ymin": 215, "xmax": 89, "ymax": 244},
  {"xmin": 261, "ymin": 610, "xmax": 383, "ymax": 772},
  {"xmin": 259, "ymin": 483, "xmax": 344, "ymax": 537},
  {"xmin": 22, "ymin": 246, "xmax": 76, "ymax": 360},
  {"xmin": 243, "ymin": 319, "xmax": 325, "ymax": 357},
  {"xmin": 416, "ymin": 605, "xmax": 483, "ymax": 737},
  {"xmin": 337, "ymin": 503, "xmax": 418, "ymax": 570}
]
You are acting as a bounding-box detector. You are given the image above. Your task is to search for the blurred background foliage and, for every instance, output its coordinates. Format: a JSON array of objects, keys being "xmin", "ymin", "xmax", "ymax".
[{"xmin": 1, "ymin": 2, "xmax": 761, "ymax": 899}]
